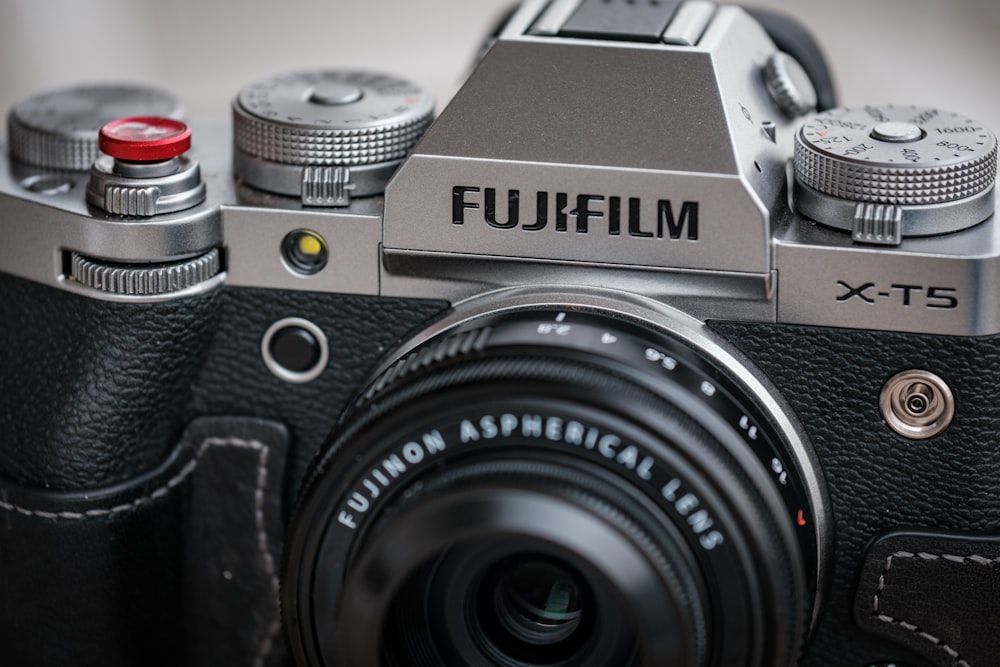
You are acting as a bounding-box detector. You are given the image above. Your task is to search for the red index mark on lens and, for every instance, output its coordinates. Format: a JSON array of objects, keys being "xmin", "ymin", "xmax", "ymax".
[
  {"xmin": 796, "ymin": 509, "xmax": 807, "ymax": 527},
  {"xmin": 99, "ymin": 116, "xmax": 192, "ymax": 162}
]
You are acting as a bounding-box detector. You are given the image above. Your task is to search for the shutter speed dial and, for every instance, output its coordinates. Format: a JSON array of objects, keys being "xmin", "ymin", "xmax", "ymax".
[
  {"xmin": 793, "ymin": 105, "xmax": 997, "ymax": 244},
  {"xmin": 232, "ymin": 70, "xmax": 435, "ymax": 206}
]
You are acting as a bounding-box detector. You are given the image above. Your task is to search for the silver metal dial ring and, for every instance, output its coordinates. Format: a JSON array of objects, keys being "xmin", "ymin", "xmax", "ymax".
[
  {"xmin": 69, "ymin": 248, "xmax": 221, "ymax": 296},
  {"xmin": 233, "ymin": 104, "xmax": 433, "ymax": 167},
  {"xmin": 793, "ymin": 106, "xmax": 998, "ymax": 238},
  {"xmin": 233, "ymin": 148, "xmax": 400, "ymax": 204},
  {"xmin": 762, "ymin": 52, "xmax": 817, "ymax": 118},
  {"xmin": 86, "ymin": 155, "xmax": 206, "ymax": 216},
  {"xmin": 794, "ymin": 141, "xmax": 998, "ymax": 206},
  {"xmin": 7, "ymin": 84, "xmax": 184, "ymax": 171},
  {"xmin": 793, "ymin": 181, "xmax": 996, "ymax": 237},
  {"xmin": 232, "ymin": 70, "xmax": 434, "ymax": 167}
]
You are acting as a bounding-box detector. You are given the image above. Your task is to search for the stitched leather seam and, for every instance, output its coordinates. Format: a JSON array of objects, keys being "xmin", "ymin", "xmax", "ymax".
[
  {"xmin": 0, "ymin": 436, "xmax": 281, "ymax": 667},
  {"xmin": 201, "ymin": 437, "xmax": 281, "ymax": 667},
  {"xmin": 0, "ymin": 459, "xmax": 197, "ymax": 519},
  {"xmin": 873, "ymin": 550, "xmax": 1000, "ymax": 667}
]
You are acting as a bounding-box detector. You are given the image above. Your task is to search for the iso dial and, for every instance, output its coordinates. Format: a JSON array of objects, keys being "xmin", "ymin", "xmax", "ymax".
[{"xmin": 793, "ymin": 105, "xmax": 997, "ymax": 243}]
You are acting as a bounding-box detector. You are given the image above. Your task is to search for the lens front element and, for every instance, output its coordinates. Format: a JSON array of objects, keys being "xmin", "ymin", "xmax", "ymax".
[{"xmin": 492, "ymin": 557, "xmax": 584, "ymax": 646}]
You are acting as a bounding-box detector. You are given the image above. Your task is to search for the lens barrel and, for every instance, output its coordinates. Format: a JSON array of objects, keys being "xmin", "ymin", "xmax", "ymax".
[{"xmin": 283, "ymin": 308, "xmax": 824, "ymax": 666}]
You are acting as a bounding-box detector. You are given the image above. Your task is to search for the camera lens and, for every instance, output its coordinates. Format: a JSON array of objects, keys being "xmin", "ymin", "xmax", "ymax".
[
  {"xmin": 283, "ymin": 307, "xmax": 828, "ymax": 666},
  {"xmin": 381, "ymin": 529, "xmax": 637, "ymax": 667},
  {"xmin": 478, "ymin": 554, "xmax": 595, "ymax": 663},
  {"xmin": 491, "ymin": 557, "xmax": 584, "ymax": 647}
]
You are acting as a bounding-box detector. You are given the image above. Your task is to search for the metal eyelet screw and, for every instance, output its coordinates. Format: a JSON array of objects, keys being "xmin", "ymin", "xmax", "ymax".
[{"xmin": 879, "ymin": 370, "xmax": 955, "ymax": 439}]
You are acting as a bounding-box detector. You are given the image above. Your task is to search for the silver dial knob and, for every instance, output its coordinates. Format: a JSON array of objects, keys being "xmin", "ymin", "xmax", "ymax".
[
  {"xmin": 232, "ymin": 70, "xmax": 434, "ymax": 206},
  {"xmin": 794, "ymin": 105, "xmax": 997, "ymax": 244},
  {"xmin": 69, "ymin": 248, "xmax": 221, "ymax": 297},
  {"xmin": 7, "ymin": 84, "xmax": 183, "ymax": 171},
  {"xmin": 762, "ymin": 52, "xmax": 817, "ymax": 118}
]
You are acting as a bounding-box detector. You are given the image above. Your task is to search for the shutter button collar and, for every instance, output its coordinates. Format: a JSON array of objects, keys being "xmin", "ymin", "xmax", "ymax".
[{"xmin": 87, "ymin": 116, "xmax": 206, "ymax": 216}]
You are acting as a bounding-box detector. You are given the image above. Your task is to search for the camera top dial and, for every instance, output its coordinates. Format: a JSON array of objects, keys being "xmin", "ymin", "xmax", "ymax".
[
  {"xmin": 793, "ymin": 104, "xmax": 997, "ymax": 244},
  {"xmin": 7, "ymin": 84, "xmax": 183, "ymax": 171},
  {"xmin": 232, "ymin": 70, "xmax": 434, "ymax": 206}
]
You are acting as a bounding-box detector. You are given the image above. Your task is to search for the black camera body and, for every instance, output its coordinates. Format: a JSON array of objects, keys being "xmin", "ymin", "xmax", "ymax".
[{"xmin": 2, "ymin": 1, "xmax": 999, "ymax": 666}]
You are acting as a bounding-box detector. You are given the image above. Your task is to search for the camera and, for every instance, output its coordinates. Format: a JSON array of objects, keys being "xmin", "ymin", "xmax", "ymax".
[{"xmin": 2, "ymin": 0, "xmax": 999, "ymax": 665}]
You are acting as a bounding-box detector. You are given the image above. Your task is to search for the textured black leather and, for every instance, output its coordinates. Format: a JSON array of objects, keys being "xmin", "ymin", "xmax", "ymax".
[
  {"xmin": 855, "ymin": 531, "xmax": 1000, "ymax": 667},
  {"xmin": 0, "ymin": 272, "xmax": 220, "ymax": 489},
  {"xmin": 177, "ymin": 418, "xmax": 290, "ymax": 667},
  {"xmin": 0, "ymin": 431, "xmax": 194, "ymax": 666},
  {"xmin": 186, "ymin": 286, "xmax": 450, "ymax": 501},
  {"xmin": 20, "ymin": 273, "xmax": 997, "ymax": 663},
  {"xmin": 710, "ymin": 320, "xmax": 1000, "ymax": 666},
  {"xmin": 0, "ymin": 416, "xmax": 290, "ymax": 667},
  {"xmin": 0, "ymin": 274, "xmax": 447, "ymax": 495},
  {"xmin": 0, "ymin": 275, "xmax": 449, "ymax": 665}
]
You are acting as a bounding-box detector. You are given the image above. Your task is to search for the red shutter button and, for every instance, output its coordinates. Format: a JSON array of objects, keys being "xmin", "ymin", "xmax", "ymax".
[{"xmin": 98, "ymin": 116, "xmax": 192, "ymax": 162}]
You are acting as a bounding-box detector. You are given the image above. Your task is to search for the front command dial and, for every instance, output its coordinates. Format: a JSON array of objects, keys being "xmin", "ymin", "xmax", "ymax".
[{"xmin": 793, "ymin": 105, "xmax": 997, "ymax": 243}]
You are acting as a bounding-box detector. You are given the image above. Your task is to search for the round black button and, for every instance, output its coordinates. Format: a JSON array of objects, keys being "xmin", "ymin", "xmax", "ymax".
[{"xmin": 269, "ymin": 325, "xmax": 321, "ymax": 373}]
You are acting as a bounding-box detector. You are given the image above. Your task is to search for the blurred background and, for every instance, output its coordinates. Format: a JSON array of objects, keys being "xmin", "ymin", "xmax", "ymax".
[{"xmin": 2, "ymin": 0, "xmax": 999, "ymax": 131}]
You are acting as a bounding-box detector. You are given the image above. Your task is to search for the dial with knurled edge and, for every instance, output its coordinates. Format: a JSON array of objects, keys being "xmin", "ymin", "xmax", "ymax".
[
  {"xmin": 7, "ymin": 84, "xmax": 183, "ymax": 171},
  {"xmin": 233, "ymin": 70, "xmax": 434, "ymax": 167},
  {"xmin": 793, "ymin": 105, "xmax": 997, "ymax": 239},
  {"xmin": 762, "ymin": 52, "xmax": 817, "ymax": 118},
  {"xmin": 69, "ymin": 249, "xmax": 220, "ymax": 296}
]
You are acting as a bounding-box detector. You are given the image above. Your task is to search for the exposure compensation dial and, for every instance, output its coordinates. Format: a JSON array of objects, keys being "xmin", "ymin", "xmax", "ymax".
[
  {"xmin": 232, "ymin": 70, "xmax": 434, "ymax": 206},
  {"xmin": 7, "ymin": 84, "xmax": 184, "ymax": 171},
  {"xmin": 793, "ymin": 105, "xmax": 997, "ymax": 245}
]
